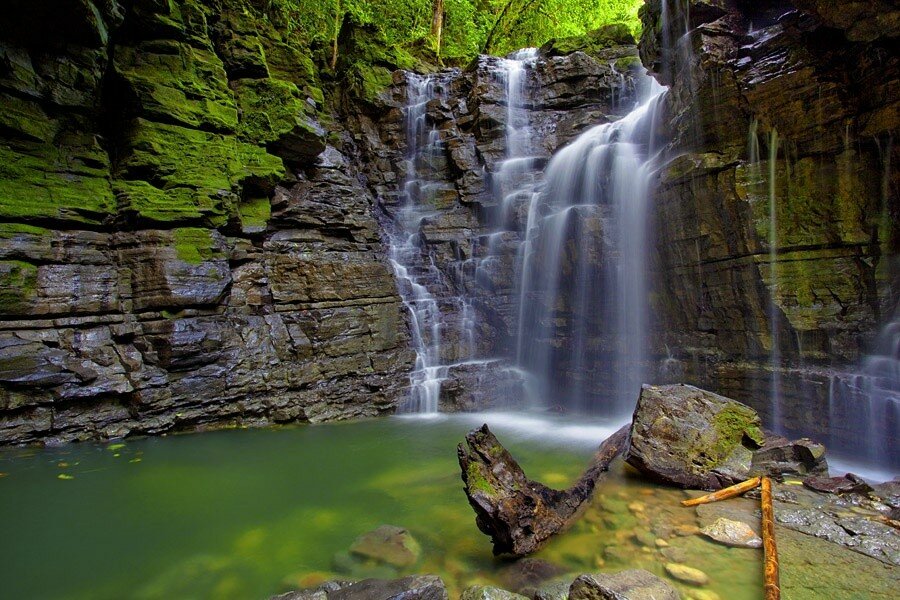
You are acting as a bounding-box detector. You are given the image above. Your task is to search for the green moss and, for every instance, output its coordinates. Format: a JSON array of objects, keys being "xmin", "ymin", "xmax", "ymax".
[
  {"xmin": 172, "ymin": 228, "xmax": 220, "ymax": 264},
  {"xmin": 233, "ymin": 78, "xmax": 308, "ymax": 144},
  {"xmin": 615, "ymin": 55, "xmax": 643, "ymax": 71},
  {"xmin": 712, "ymin": 404, "xmax": 764, "ymax": 457},
  {"xmin": 238, "ymin": 196, "xmax": 271, "ymax": 233},
  {"xmin": 114, "ymin": 41, "xmax": 238, "ymax": 132},
  {"xmin": 0, "ymin": 223, "xmax": 48, "ymax": 237},
  {"xmin": 0, "ymin": 260, "xmax": 38, "ymax": 313},
  {"xmin": 466, "ymin": 462, "xmax": 496, "ymax": 497},
  {"xmin": 115, "ymin": 119, "xmax": 284, "ymax": 226},
  {"xmin": 542, "ymin": 23, "xmax": 636, "ymax": 56},
  {"xmin": 0, "ymin": 141, "xmax": 115, "ymax": 225}
]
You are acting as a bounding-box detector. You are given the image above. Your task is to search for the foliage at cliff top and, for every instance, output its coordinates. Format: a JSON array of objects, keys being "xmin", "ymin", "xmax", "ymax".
[{"xmin": 268, "ymin": 0, "xmax": 643, "ymax": 64}]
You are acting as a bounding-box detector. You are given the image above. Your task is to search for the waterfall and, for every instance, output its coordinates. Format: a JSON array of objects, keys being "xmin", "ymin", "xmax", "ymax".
[
  {"xmin": 767, "ymin": 129, "xmax": 782, "ymax": 432},
  {"xmin": 828, "ymin": 311, "xmax": 900, "ymax": 470},
  {"xmin": 515, "ymin": 74, "xmax": 667, "ymax": 415},
  {"xmin": 389, "ymin": 72, "xmax": 456, "ymax": 413}
]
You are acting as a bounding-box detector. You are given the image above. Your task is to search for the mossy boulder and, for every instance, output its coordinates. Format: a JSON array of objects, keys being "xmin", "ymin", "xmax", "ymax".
[{"xmin": 624, "ymin": 384, "xmax": 765, "ymax": 490}]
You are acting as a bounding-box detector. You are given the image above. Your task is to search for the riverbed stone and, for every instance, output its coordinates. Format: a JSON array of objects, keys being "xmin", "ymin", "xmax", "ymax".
[
  {"xmin": 699, "ymin": 518, "xmax": 763, "ymax": 548},
  {"xmin": 569, "ymin": 570, "xmax": 680, "ymax": 600},
  {"xmin": 460, "ymin": 586, "xmax": 528, "ymax": 600},
  {"xmin": 664, "ymin": 563, "xmax": 710, "ymax": 586},
  {"xmin": 349, "ymin": 525, "xmax": 421, "ymax": 568}
]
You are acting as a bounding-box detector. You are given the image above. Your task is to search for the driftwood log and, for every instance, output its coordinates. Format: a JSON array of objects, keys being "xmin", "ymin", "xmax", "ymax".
[{"xmin": 457, "ymin": 423, "xmax": 630, "ymax": 556}]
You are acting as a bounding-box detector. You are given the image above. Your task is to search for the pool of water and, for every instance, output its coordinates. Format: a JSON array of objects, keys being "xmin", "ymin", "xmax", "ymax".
[{"xmin": 0, "ymin": 413, "xmax": 892, "ymax": 599}]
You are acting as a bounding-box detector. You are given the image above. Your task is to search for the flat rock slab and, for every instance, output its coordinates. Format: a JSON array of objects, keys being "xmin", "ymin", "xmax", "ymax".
[
  {"xmin": 569, "ymin": 569, "xmax": 680, "ymax": 600},
  {"xmin": 349, "ymin": 525, "xmax": 421, "ymax": 568},
  {"xmin": 700, "ymin": 517, "xmax": 763, "ymax": 548}
]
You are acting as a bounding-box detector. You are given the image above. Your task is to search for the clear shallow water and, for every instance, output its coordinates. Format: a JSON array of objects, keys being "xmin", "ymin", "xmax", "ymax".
[{"xmin": 0, "ymin": 414, "xmax": 890, "ymax": 600}]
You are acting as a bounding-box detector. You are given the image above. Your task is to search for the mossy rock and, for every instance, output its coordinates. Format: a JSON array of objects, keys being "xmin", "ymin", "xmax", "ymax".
[
  {"xmin": 171, "ymin": 227, "xmax": 223, "ymax": 264},
  {"xmin": 233, "ymin": 78, "xmax": 307, "ymax": 143},
  {"xmin": 115, "ymin": 118, "xmax": 284, "ymax": 226},
  {"xmin": 0, "ymin": 261, "xmax": 38, "ymax": 313},
  {"xmin": 0, "ymin": 139, "xmax": 115, "ymax": 225},
  {"xmin": 541, "ymin": 23, "xmax": 636, "ymax": 57},
  {"xmin": 114, "ymin": 40, "xmax": 239, "ymax": 132},
  {"xmin": 625, "ymin": 384, "xmax": 765, "ymax": 490}
]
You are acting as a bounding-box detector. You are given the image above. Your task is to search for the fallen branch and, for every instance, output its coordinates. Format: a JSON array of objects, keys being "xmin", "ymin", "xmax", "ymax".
[
  {"xmin": 761, "ymin": 477, "xmax": 781, "ymax": 600},
  {"xmin": 681, "ymin": 477, "xmax": 761, "ymax": 507},
  {"xmin": 457, "ymin": 424, "xmax": 629, "ymax": 556}
]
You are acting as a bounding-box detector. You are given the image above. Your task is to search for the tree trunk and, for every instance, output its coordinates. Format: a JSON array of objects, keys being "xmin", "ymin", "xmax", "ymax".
[
  {"xmin": 431, "ymin": 0, "xmax": 444, "ymax": 60},
  {"xmin": 330, "ymin": 0, "xmax": 342, "ymax": 71},
  {"xmin": 457, "ymin": 424, "xmax": 630, "ymax": 556}
]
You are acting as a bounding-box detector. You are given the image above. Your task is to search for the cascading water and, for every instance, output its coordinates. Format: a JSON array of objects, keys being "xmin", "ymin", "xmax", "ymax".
[
  {"xmin": 389, "ymin": 72, "xmax": 460, "ymax": 413},
  {"xmin": 767, "ymin": 129, "xmax": 783, "ymax": 432},
  {"xmin": 828, "ymin": 311, "xmax": 900, "ymax": 471},
  {"xmin": 516, "ymin": 74, "xmax": 667, "ymax": 416}
]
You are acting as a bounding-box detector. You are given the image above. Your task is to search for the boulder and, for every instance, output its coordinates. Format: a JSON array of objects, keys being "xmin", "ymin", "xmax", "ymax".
[
  {"xmin": 349, "ymin": 525, "xmax": 421, "ymax": 568},
  {"xmin": 569, "ymin": 569, "xmax": 680, "ymax": 600},
  {"xmin": 626, "ymin": 384, "xmax": 831, "ymax": 490},
  {"xmin": 625, "ymin": 384, "xmax": 765, "ymax": 490}
]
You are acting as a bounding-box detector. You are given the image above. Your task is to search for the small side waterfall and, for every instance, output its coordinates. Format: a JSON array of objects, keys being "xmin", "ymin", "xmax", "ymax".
[
  {"xmin": 516, "ymin": 75, "xmax": 667, "ymax": 415},
  {"xmin": 389, "ymin": 72, "xmax": 458, "ymax": 413},
  {"xmin": 828, "ymin": 311, "xmax": 900, "ymax": 470},
  {"xmin": 767, "ymin": 129, "xmax": 782, "ymax": 431}
]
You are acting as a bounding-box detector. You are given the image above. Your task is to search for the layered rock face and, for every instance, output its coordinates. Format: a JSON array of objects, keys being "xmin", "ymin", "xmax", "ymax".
[
  {"xmin": 640, "ymin": 0, "xmax": 899, "ymax": 453},
  {"xmin": 349, "ymin": 29, "xmax": 644, "ymax": 409},
  {"xmin": 0, "ymin": 0, "xmax": 412, "ymax": 444}
]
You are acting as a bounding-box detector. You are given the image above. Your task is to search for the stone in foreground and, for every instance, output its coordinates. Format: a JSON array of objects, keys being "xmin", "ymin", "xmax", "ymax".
[
  {"xmin": 349, "ymin": 525, "xmax": 421, "ymax": 568},
  {"xmin": 569, "ymin": 569, "xmax": 680, "ymax": 600},
  {"xmin": 700, "ymin": 517, "xmax": 763, "ymax": 548},
  {"xmin": 272, "ymin": 576, "xmax": 447, "ymax": 600},
  {"xmin": 460, "ymin": 585, "xmax": 529, "ymax": 600}
]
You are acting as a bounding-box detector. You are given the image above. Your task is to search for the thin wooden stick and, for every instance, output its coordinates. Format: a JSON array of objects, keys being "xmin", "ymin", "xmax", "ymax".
[
  {"xmin": 761, "ymin": 477, "xmax": 781, "ymax": 600},
  {"xmin": 681, "ymin": 476, "xmax": 761, "ymax": 507}
]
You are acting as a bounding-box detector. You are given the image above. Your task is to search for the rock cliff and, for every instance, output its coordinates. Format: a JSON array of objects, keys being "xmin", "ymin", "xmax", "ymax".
[
  {"xmin": 0, "ymin": 0, "xmax": 413, "ymax": 444},
  {"xmin": 639, "ymin": 0, "xmax": 899, "ymax": 454}
]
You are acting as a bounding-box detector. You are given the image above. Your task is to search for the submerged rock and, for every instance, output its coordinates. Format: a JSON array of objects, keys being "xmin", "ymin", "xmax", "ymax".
[
  {"xmin": 349, "ymin": 525, "xmax": 421, "ymax": 568},
  {"xmin": 664, "ymin": 563, "xmax": 710, "ymax": 586},
  {"xmin": 699, "ymin": 517, "xmax": 763, "ymax": 548},
  {"xmin": 569, "ymin": 569, "xmax": 680, "ymax": 600}
]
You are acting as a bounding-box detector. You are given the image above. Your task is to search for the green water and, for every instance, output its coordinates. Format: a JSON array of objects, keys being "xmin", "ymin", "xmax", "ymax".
[{"xmin": 0, "ymin": 413, "xmax": 890, "ymax": 599}]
